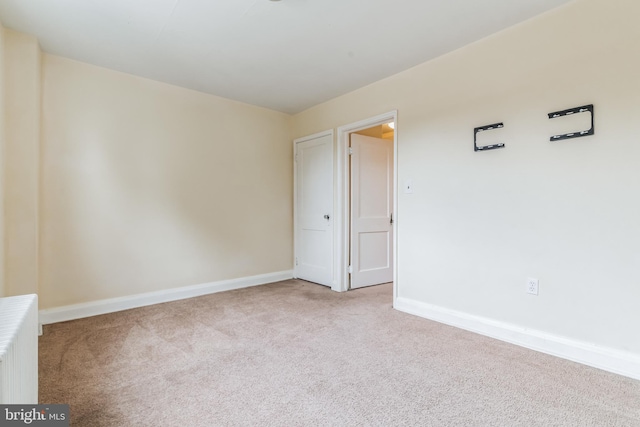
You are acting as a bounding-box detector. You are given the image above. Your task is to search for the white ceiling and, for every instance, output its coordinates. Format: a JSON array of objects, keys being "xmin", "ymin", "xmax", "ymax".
[{"xmin": 0, "ymin": 0, "xmax": 572, "ymax": 114}]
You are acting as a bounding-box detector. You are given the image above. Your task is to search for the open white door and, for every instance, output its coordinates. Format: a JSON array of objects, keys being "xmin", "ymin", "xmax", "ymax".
[
  {"xmin": 350, "ymin": 134, "xmax": 394, "ymax": 289},
  {"xmin": 294, "ymin": 133, "xmax": 333, "ymax": 287}
]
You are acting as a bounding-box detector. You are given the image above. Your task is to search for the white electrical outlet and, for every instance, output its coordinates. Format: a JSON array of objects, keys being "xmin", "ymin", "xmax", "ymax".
[{"xmin": 526, "ymin": 277, "xmax": 539, "ymax": 295}]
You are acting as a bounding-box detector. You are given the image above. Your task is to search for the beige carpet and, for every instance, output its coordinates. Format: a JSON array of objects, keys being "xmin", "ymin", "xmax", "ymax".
[{"xmin": 39, "ymin": 280, "xmax": 640, "ymax": 426}]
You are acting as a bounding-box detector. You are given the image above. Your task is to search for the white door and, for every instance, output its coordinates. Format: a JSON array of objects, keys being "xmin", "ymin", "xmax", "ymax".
[
  {"xmin": 350, "ymin": 134, "xmax": 394, "ymax": 289},
  {"xmin": 295, "ymin": 133, "xmax": 333, "ymax": 287}
]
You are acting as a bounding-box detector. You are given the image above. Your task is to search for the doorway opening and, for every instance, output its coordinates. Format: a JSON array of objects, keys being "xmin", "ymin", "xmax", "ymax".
[{"xmin": 336, "ymin": 111, "xmax": 398, "ymax": 295}]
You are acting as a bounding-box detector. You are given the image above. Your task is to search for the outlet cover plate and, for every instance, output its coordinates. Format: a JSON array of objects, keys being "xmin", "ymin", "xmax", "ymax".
[
  {"xmin": 527, "ymin": 277, "xmax": 539, "ymax": 295},
  {"xmin": 404, "ymin": 179, "xmax": 414, "ymax": 194}
]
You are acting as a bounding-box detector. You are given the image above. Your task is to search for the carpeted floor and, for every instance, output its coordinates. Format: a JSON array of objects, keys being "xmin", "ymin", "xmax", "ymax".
[{"xmin": 39, "ymin": 280, "xmax": 640, "ymax": 426}]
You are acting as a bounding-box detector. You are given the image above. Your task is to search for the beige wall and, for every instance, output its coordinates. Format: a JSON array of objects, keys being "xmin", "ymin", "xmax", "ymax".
[
  {"xmin": 40, "ymin": 55, "xmax": 293, "ymax": 309},
  {"xmin": 0, "ymin": 23, "xmax": 5, "ymax": 297},
  {"xmin": 294, "ymin": 0, "xmax": 640, "ymax": 355},
  {"xmin": 3, "ymin": 29, "xmax": 41, "ymax": 298}
]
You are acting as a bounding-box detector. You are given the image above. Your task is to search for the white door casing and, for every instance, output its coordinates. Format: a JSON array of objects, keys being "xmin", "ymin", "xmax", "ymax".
[
  {"xmin": 294, "ymin": 132, "xmax": 334, "ymax": 287},
  {"xmin": 350, "ymin": 134, "xmax": 394, "ymax": 289}
]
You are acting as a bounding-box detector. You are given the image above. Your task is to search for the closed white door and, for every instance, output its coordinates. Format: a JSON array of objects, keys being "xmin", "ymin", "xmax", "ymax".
[
  {"xmin": 350, "ymin": 134, "xmax": 394, "ymax": 289},
  {"xmin": 295, "ymin": 133, "xmax": 333, "ymax": 287}
]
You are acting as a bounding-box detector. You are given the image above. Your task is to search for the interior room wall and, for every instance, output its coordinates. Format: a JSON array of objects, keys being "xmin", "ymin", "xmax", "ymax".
[
  {"xmin": 0, "ymin": 23, "xmax": 5, "ymax": 298},
  {"xmin": 3, "ymin": 29, "xmax": 40, "ymax": 298},
  {"xmin": 40, "ymin": 55, "xmax": 293, "ymax": 309},
  {"xmin": 293, "ymin": 0, "xmax": 640, "ymax": 356}
]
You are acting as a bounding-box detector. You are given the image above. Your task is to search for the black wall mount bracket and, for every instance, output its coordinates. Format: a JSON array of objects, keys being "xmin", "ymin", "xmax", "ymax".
[
  {"xmin": 548, "ymin": 104, "xmax": 594, "ymax": 141},
  {"xmin": 474, "ymin": 122, "xmax": 505, "ymax": 152}
]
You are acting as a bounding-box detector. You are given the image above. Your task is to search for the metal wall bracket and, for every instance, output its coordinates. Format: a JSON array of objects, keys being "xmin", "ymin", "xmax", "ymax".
[
  {"xmin": 548, "ymin": 104, "xmax": 594, "ymax": 141},
  {"xmin": 474, "ymin": 122, "xmax": 505, "ymax": 152}
]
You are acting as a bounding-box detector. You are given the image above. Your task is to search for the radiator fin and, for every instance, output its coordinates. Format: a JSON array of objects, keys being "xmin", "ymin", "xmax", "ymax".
[{"xmin": 0, "ymin": 294, "xmax": 39, "ymax": 404}]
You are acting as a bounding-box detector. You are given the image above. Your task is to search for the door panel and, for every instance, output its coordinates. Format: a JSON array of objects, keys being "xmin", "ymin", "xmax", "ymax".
[
  {"xmin": 359, "ymin": 232, "xmax": 390, "ymax": 270},
  {"xmin": 350, "ymin": 134, "xmax": 393, "ymax": 289},
  {"xmin": 295, "ymin": 134, "xmax": 333, "ymax": 287}
]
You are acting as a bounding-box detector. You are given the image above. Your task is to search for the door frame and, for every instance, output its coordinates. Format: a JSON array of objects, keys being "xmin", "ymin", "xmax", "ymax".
[
  {"xmin": 336, "ymin": 111, "xmax": 398, "ymax": 294},
  {"xmin": 293, "ymin": 130, "xmax": 337, "ymax": 289}
]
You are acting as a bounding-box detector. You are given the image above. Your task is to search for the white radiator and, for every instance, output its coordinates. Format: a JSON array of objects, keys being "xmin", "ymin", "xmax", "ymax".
[{"xmin": 0, "ymin": 294, "xmax": 38, "ymax": 404}]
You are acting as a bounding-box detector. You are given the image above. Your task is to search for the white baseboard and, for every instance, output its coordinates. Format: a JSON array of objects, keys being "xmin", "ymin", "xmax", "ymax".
[
  {"xmin": 394, "ymin": 296, "xmax": 640, "ymax": 381},
  {"xmin": 39, "ymin": 270, "xmax": 293, "ymax": 326}
]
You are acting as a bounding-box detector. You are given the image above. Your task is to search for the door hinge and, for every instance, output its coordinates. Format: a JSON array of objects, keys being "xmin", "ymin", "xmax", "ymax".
[
  {"xmin": 348, "ymin": 147, "xmax": 353, "ymax": 155},
  {"xmin": 295, "ymin": 257, "xmax": 298, "ymax": 266},
  {"xmin": 348, "ymin": 265, "xmax": 353, "ymax": 274}
]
